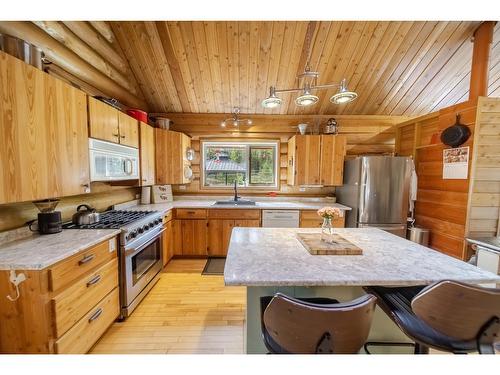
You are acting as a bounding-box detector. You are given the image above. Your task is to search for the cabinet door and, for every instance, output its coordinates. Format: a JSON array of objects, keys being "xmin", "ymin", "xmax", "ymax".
[
  {"xmin": 287, "ymin": 136, "xmax": 296, "ymax": 185},
  {"xmin": 139, "ymin": 122, "xmax": 155, "ymax": 185},
  {"xmin": 320, "ymin": 135, "xmax": 346, "ymax": 186},
  {"xmin": 294, "ymin": 135, "xmax": 321, "ymax": 185},
  {"xmin": 181, "ymin": 219, "xmax": 207, "ymax": 256},
  {"xmin": 0, "ymin": 51, "xmax": 90, "ymax": 204},
  {"xmin": 155, "ymin": 129, "xmax": 184, "ymax": 184},
  {"xmin": 172, "ymin": 220, "xmax": 183, "ymax": 256},
  {"xmin": 234, "ymin": 220, "xmax": 261, "ymax": 228},
  {"xmin": 118, "ymin": 111, "xmax": 139, "ymax": 148},
  {"xmin": 162, "ymin": 220, "xmax": 173, "ymax": 266},
  {"xmin": 207, "ymin": 219, "xmax": 234, "ymax": 256},
  {"xmin": 88, "ymin": 96, "xmax": 119, "ymax": 143}
]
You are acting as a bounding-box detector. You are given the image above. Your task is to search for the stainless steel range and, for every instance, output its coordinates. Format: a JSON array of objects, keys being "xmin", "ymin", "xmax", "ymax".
[{"xmin": 63, "ymin": 209, "xmax": 164, "ymax": 319}]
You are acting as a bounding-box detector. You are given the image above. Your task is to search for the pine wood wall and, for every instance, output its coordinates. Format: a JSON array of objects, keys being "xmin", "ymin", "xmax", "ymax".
[
  {"xmin": 466, "ymin": 97, "xmax": 500, "ymax": 238},
  {"xmin": 396, "ymin": 99, "xmax": 478, "ymax": 259}
]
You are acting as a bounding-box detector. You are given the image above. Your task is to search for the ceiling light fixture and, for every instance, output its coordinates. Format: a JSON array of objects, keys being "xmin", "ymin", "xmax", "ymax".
[
  {"xmin": 330, "ymin": 78, "xmax": 358, "ymax": 105},
  {"xmin": 261, "ymin": 22, "xmax": 358, "ymax": 109},
  {"xmin": 220, "ymin": 107, "xmax": 253, "ymax": 128}
]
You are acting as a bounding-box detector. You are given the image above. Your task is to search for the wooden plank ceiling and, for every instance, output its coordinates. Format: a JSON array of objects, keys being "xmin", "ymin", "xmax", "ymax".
[{"xmin": 110, "ymin": 21, "xmax": 500, "ymax": 116}]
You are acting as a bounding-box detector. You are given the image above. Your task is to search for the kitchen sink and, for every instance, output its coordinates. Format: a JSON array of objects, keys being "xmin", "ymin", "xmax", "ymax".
[{"xmin": 213, "ymin": 200, "xmax": 256, "ymax": 206}]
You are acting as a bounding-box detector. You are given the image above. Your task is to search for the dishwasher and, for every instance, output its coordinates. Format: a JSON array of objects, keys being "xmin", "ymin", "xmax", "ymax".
[{"xmin": 262, "ymin": 210, "xmax": 300, "ymax": 228}]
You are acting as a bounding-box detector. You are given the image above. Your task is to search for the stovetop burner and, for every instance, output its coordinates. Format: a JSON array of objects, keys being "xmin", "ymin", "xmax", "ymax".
[{"xmin": 62, "ymin": 210, "xmax": 155, "ymax": 229}]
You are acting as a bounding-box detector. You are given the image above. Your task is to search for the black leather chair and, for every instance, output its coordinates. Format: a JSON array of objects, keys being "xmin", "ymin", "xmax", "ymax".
[{"xmin": 365, "ymin": 280, "xmax": 500, "ymax": 354}]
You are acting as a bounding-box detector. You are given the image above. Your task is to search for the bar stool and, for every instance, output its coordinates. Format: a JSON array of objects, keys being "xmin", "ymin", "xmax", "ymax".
[
  {"xmin": 260, "ymin": 293, "xmax": 377, "ymax": 354},
  {"xmin": 365, "ymin": 280, "xmax": 500, "ymax": 354}
]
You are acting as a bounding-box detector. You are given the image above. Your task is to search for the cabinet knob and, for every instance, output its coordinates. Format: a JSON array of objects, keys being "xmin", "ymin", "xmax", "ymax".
[
  {"xmin": 120, "ymin": 135, "xmax": 126, "ymax": 139},
  {"xmin": 113, "ymin": 133, "xmax": 119, "ymax": 137}
]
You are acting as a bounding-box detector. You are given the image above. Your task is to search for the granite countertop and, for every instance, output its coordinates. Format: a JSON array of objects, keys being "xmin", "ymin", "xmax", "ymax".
[
  {"xmin": 0, "ymin": 229, "xmax": 121, "ymax": 270},
  {"xmin": 224, "ymin": 228, "xmax": 500, "ymax": 287},
  {"xmin": 132, "ymin": 198, "xmax": 351, "ymax": 215},
  {"xmin": 466, "ymin": 237, "xmax": 500, "ymax": 254}
]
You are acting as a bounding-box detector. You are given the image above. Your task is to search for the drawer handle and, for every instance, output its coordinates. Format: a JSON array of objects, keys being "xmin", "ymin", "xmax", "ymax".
[
  {"xmin": 88, "ymin": 308, "xmax": 103, "ymax": 323},
  {"xmin": 120, "ymin": 135, "xmax": 126, "ymax": 139},
  {"xmin": 112, "ymin": 133, "xmax": 119, "ymax": 137},
  {"xmin": 79, "ymin": 254, "xmax": 95, "ymax": 266},
  {"xmin": 86, "ymin": 274, "xmax": 102, "ymax": 287},
  {"xmin": 186, "ymin": 211, "xmax": 196, "ymax": 214}
]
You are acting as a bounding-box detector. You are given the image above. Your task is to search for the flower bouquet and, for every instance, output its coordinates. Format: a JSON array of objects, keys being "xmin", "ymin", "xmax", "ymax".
[{"xmin": 317, "ymin": 206, "xmax": 343, "ymax": 243}]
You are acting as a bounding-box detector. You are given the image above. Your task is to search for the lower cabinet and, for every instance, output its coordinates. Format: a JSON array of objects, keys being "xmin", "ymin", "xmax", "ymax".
[
  {"xmin": 0, "ymin": 237, "xmax": 119, "ymax": 354},
  {"xmin": 207, "ymin": 209, "xmax": 261, "ymax": 256},
  {"xmin": 180, "ymin": 219, "xmax": 208, "ymax": 256},
  {"xmin": 299, "ymin": 210, "xmax": 346, "ymax": 228},
  {"xmin": 162, "ymin": 212, "xmax": 174, "ymax": 266}
]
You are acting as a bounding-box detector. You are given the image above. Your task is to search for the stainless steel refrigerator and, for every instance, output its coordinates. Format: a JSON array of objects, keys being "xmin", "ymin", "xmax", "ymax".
[{"xmin": 336, "ymin": 156, "xmax": 411, "ymax": 237}]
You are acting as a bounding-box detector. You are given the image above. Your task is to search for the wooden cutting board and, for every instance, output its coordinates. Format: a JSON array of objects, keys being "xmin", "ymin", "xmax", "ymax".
[{"xmin": 296, "ymin": 233, "xmax": 363, "ymax": 255}]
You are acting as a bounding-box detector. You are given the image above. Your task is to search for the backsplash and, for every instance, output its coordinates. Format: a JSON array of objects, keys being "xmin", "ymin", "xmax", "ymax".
[{"xmin": 0, "ymin": 183, "xmax": 139, "ymax": 232}]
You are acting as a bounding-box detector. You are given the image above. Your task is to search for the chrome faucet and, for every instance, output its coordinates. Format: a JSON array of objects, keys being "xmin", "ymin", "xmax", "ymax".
[{"xmin": 233, "ymin": 180, "xmax": 240, "ymax": 202}]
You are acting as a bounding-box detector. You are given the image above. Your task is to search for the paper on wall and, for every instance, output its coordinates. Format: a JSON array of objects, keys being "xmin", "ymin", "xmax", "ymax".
[{"xmin": 443, "ymin": 146, "xmax": 469, "ymax": 179}]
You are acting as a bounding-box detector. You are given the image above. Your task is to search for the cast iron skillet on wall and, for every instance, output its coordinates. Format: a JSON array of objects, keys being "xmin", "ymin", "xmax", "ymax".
[{"xmin": 440, "ymin": 114, "xmax": 471, "ymax": 148}]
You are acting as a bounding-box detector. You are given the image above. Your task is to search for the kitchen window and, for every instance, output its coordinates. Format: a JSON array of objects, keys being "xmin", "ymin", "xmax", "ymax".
[{"xmin": 202, "ymin": 141, "xmax": 279, "ymax": 188}]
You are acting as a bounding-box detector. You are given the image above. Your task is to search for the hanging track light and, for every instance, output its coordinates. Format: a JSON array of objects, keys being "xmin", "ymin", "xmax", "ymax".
[
  {"xmin": 261, "ymin": 22, "xmax": 358, "ymax": 109},
  {"xmin": 220, "ymin": 107, "xmax": 253, "ymax": 128}
]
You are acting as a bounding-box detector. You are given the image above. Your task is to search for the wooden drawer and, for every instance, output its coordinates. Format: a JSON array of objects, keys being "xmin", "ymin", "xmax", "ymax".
[
  {"xmin": 175, "ymin": 208, "xmax": 207, "ymax": 219},
  {"xmin": 300, "ymin": 215, "xmax": 345, "ymax": 228},
  {"xmin": 55, "ymin": 288, "xmax": 119, "ymax": 354},
  {"xmin": 163, "ymin": 210, "xmax": 173, "ymax": 223},
  {"xmin": 48, "ymin": 238, "xmax": 117, "ymax": 292},
  {"xmin": 52, "ymin": 259, "xmax": 118, "ymax": 337},
  {"xmin": 300, "ymin": 210, "xmax": 323, "ymax": 220},
  {"xmin": 208, "ymin": 209, "xmax": 261, "ymax": 220}
]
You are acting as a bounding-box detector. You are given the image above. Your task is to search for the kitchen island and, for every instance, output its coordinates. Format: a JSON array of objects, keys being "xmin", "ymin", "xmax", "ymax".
[{"xmin": 224, "ymin": 228, "xmax": 500, "ymax": 353}]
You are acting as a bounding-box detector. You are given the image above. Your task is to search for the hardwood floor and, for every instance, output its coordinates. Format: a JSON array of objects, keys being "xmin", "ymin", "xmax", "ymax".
[{"xmin": 91, "ymin": 259, "xmax": 246, "ymax": 354}]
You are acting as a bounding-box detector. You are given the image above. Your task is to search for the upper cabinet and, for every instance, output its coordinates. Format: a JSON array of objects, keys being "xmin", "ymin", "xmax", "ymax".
[
  {"xmin": 155, "ymin": 129, "xmax": 192, "ymax": 185},
  {"xmin": 88, "ymin": 97, "xmax": 139, "ymax": 148},
  {"xmin": 287, "ymin": 135, "xmax": 346, "ymax": 186},
  {"xmin": 139, "ymin": 122, "xmax": 155, "ymax": 186},
  {"xmin": 0, "ymin": 51, "xmax": 90, "ymax": 204}
]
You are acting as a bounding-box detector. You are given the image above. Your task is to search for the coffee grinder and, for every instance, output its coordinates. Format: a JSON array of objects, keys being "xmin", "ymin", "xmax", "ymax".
[{"xmin": 30, "ymin": 199, "xmax": 63, "ymax": 234}]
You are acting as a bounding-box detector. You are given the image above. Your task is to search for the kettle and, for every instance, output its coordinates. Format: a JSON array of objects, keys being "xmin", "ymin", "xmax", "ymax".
[{"xmin": 72, "ymin": 204, "xmax": 100, "ymax": 225}]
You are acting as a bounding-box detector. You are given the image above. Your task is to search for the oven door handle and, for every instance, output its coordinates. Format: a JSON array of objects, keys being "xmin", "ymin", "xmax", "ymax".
[{"xmin": 125, "ymin": 228, "xmax": 165, "ymax": 257}]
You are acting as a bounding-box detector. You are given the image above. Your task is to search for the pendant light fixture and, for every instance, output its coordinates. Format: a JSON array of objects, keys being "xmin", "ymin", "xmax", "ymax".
[
  {"xmin": 220, "ymin": 107, "xmax": 253, "ymax": 128},
  {"xmin": 261, "ymin": 22, "xmax": 358, "ymax": 109}
]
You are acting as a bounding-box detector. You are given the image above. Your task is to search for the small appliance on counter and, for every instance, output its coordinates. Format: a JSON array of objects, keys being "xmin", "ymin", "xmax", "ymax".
[
  {"xmin": 71, "ymin": 204, "xmax": 100, "ymax": 226},
  {"xmin": 29, "ymin": 199, "xmax": 62, "ymax": 234}
]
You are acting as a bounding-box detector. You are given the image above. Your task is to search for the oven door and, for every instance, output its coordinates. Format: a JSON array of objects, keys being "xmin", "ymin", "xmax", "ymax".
[{"xmin": 122, "ymin": 228, "xmax": 164, "ymax": 310}]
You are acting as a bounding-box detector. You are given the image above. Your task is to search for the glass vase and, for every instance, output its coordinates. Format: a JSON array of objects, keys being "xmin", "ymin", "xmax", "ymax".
[{"xmin": 321, "ymin": 217, "xmax": 334, "ymax": 242}]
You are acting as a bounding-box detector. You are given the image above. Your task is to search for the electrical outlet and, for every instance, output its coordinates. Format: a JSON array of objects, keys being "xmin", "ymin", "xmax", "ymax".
[
  {"xmin": 299, "ymin": 187, "xmax": 306, "ymax": 192},
  {"xmin": 179, "ymin": 185, "xmax": 186, "ymax": 190},
  {"xmin": 135, "ymin": 194, "xmax": 140, "ymax": 199}
]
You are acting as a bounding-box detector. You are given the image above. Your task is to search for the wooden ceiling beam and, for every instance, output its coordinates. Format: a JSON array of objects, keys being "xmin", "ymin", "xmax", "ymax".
[
  {"xmin": 0, "ymin": 21, "xmax": 147, "ymax": 109},
  {"xmin": 469, "ymin": 21, "xmax": 496, "ymax": 100}
]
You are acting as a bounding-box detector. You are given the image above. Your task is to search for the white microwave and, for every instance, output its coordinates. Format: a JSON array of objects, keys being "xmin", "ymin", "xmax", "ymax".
[{"xmin": 89, "ymin": 138, "xmax": 140, "ymax": 181}]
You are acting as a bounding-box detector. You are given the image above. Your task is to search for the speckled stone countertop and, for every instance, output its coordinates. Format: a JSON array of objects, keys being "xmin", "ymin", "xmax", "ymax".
[
  {"xmin": 132, "ymin": 197, "xmax": 351, "ymax": 215},
  {"xmin": 0, "ymin": 229, "xmax": 121, "ymax": 270},
  {"xmin": 224, "ymin": 228, "xmax": 500, "ymax": 287}
]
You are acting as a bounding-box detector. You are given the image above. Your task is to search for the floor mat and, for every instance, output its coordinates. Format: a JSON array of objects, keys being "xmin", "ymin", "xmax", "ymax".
[{"xmin": 202, "ymin": 257, "xmax": 226, "ymax": 275}]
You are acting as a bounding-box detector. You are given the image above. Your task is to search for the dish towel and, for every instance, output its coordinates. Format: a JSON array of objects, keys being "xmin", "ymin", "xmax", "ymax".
[{"xmin": 409, "ymin": 158, "xmax": 418, "ymax": 216}]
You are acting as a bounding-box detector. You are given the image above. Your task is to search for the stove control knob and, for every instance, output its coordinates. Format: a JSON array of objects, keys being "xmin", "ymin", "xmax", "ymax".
[
  {"xmin": 137, "ymin": 227, "xmax": 144, "ymax": 234},
  {"xmin": 156, "ymin": 219, "xmax": 162, "ymax": 225},
  {"xmin": 129, "ymin": 230, "xmax": 138, "ymax": 239}
]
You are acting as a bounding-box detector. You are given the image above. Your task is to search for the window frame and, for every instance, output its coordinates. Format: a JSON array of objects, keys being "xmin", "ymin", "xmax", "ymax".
[{"xmin": 201, "ymin": 140, "xmax": 280, "ymax": 190}]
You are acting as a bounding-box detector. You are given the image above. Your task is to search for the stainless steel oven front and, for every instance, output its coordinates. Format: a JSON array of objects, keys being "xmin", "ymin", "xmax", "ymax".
[{"xmin": 120, "ymin": 226, "xmax": 164, "ymax": 318}]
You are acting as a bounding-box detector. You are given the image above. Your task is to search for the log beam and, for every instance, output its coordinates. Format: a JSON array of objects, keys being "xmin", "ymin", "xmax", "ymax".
[
  {"xmin": 469, "ymin": 21, "xmax": 495, "ymax": 100},
  {"xmin": 0, "ymin": 21, "xmax": 148, "ymax": 110},
  {"xmin": 62, "ymin": 21, "xmax": 128, "ymax": 74},
  {"xmin": 33, "ymin": 21, "xmax": 136, "ymax": 95},
  {"xmin": 89, "ymin": 21, "xmax": 115, "ymax": 43}
]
